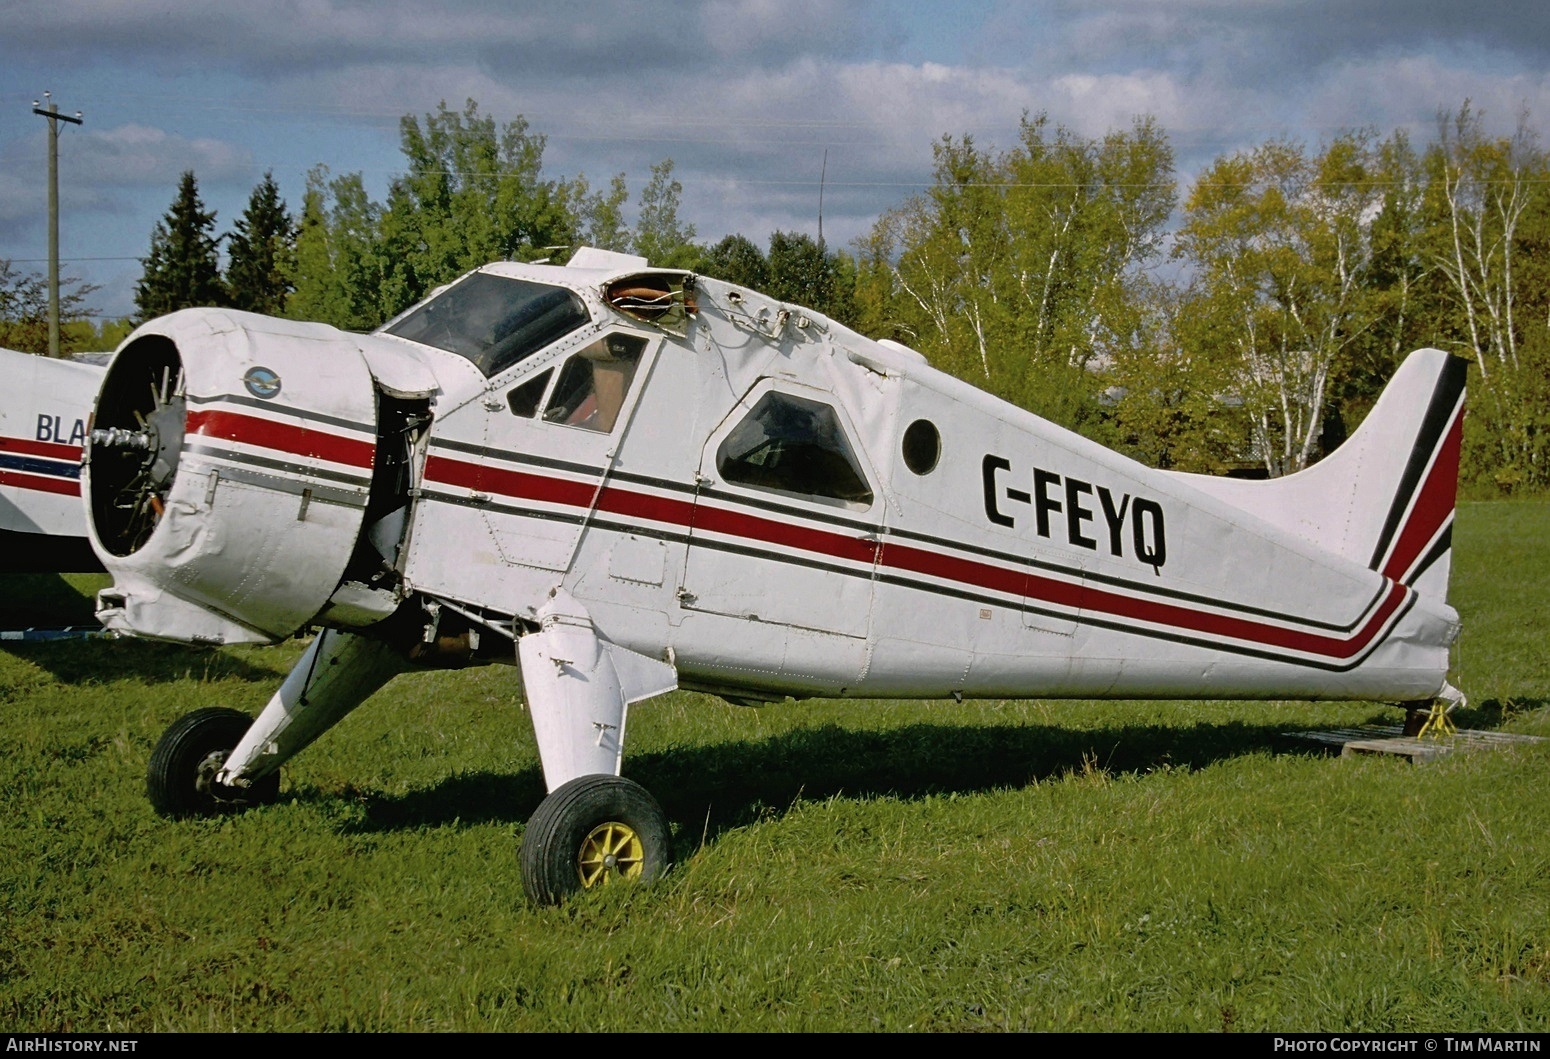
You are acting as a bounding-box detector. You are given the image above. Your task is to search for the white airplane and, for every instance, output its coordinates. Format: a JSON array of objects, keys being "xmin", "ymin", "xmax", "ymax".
[
  {"xmin": 80, "ymin": 247, "xmax": 1467, "ymax": 904},
  {"xmin": 0, "ymin": 346, "xmax": 107, "ymax": 575}
]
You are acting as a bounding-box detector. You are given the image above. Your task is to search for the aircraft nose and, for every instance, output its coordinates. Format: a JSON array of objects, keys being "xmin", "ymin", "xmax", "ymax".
[{"xmin": 83, "ymin": 309, "xmax": 390, "ymax": 644}]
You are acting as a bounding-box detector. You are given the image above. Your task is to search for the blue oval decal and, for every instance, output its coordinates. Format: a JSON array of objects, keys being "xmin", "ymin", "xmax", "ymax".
[{"xmin": 243, "ymin": 366, "xmax": 282, "ymax": 399}]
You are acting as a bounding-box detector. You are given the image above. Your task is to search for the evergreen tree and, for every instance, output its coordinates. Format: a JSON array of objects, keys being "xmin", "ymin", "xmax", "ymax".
[
  {"xmin": 766, "ymin": 231, "xmax": 841, "ymax": 319},
  {"xmin": 134, "ymin": 170, "xmax": 225, "ymax": 320},
  {"xmin": 226, "ymin": 171, "xmax": 296, "ymax": 315}
]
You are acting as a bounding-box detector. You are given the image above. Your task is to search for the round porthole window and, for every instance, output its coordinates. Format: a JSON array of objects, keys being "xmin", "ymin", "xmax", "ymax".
[{"xmin": 902, "ymin": 419, "xmax": 941, "ymax": 475}]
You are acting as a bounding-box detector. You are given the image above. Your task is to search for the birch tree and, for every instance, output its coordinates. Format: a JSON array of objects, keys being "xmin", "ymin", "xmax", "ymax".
[
  {"xmin": 1421, "ymin": 103, "xmax": 1550, "ymax": 489},
  {"xmin": 1173, "ymin": 134, "xmax": 1387, "ymax": 476},
  {"xmin": 858, "ymin": 115, "xmax": 1175, "ymax": 432}
]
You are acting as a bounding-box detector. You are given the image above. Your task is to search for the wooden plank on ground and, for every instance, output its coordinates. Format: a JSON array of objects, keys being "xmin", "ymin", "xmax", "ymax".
[{"xmin": 1284, "ymin": 725, "xmax": 1547, "ymax": 764}]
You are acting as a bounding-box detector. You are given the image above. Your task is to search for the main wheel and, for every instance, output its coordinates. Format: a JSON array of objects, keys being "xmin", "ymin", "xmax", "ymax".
[
  {"xmin": 146, "ymin": 707, "xmax": 280, "ymax": 819},
  {"xmin": 520, "ymin": 774, "xmax": 670, "ymax": 905}
]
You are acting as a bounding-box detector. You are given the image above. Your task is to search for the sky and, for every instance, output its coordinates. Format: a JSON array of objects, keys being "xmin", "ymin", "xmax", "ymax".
[{"xmin": 3, "ymin": 0, "xmax": 1550, "ymax": 322}]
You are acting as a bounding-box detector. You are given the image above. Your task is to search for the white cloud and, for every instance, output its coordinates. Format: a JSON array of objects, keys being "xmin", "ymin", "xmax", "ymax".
[
  {"xmin": 9, "ymin": 0, "xmax": 1550, "ymax": 313},
  {"xmin": 72, "ymin": 125, "xmax": 252, "ymax": 188},
  {"xmin": 1304, "ymin": 55, "xmax": 1550, "ymax": 144}
]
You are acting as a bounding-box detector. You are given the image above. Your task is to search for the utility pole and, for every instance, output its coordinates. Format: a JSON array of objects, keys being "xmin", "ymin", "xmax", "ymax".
[{"xmin": 32, "ymin": 92, "xmax": 83, "ymax": 358}]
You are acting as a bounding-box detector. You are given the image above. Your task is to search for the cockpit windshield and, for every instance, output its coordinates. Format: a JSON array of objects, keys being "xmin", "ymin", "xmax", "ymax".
[{"xmin": 382, "ymin": 272, "xmax": 591, "ymax": 377}]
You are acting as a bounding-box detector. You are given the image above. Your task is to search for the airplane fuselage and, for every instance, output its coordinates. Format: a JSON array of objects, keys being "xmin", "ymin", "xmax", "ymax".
[
  {"xmin": 82, "ymin": 255, "xmax": 1460, "ymax": 706},
  {"xmin": 382, "ymin": 260, "xmax": 1457, "ymax": 706}
]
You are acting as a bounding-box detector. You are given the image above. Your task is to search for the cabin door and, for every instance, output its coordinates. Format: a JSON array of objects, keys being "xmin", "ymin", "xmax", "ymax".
[{"xmin": 679, "ymin": 379, "xmax": 879, "ymax": 646}]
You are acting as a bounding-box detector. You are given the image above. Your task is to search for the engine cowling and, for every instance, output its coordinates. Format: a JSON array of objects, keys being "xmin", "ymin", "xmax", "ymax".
[{"xmin": 85, "ymin": 309, "xmax": 409, "ymax": 644}]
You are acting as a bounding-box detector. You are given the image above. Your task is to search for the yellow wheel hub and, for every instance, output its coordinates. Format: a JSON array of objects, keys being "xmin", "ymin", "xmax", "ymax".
[{"xmin": 577, "ymin": 821, "xmax": 645, "ymax": 888}]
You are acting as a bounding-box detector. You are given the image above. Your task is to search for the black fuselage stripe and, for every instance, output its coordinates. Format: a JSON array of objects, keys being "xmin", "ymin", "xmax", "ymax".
[
  {"xmin": 1404, "ymin": 523, "xmax": 1453, "ymax": 586},
  {"xmin": 189, "ymin": 392, "xmax": 376, "ymax": 436}
]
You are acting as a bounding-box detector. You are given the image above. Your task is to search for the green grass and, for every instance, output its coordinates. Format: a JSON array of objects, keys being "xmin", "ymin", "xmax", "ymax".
[{"xmin": 2, "ymin": 501, "xmax": 1548, "ymax": 1031}]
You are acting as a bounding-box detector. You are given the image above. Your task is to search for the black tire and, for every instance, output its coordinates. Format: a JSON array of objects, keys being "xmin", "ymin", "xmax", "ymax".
[
  {"xmin": 520, "ymin": 774, "xmax": 670, "ymax": 905},
  {"xmin": 146, "ymin": 707, "xmax": 280, "ymax": 819}
]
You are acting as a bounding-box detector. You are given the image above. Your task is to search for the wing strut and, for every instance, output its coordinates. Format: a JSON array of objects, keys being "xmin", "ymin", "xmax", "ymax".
[{"xmin": 517, "ymin": 589, "xmax": 677, "ymax": 792}]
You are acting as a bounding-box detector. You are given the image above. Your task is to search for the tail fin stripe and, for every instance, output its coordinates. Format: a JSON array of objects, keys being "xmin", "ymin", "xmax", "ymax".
[
  {"xmin": 1377, "ymin": 396, "xmax": 1464, "ymax": 582},
  {"xmin": 1402, "ymin": 522, "xmax": 1454, "ymax": 588},
  {"xmin": 1368, "ymin": 355, "xmax": 1468, "ymax": 573}
]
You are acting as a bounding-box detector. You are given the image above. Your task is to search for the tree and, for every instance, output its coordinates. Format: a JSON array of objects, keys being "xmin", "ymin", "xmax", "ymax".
[
  {"xmin": 859, "ymin": 114, "xmax": 1176, "ymax": 434},
  {"xmin": 1172, "ymin": 134, "xmax": 1390, "ymax": 476},
  {"xmin": 633, "ymin": 159, "xmax": 700, "ymax": 268},
  {"xmin": 1419, "ymin": 103, "xmax": 1550, "ymax": 491},
  {"xmin": 765, "ymin": 231, "xmax": 856, "ymax": 325},
  {"xmin": 376, "ymin": 99, "xmax": 579, "ymax": 316},
  {"xmin": 1103, "ymin": 279, "xmax": 1246, "ymax": 473},
  {"xmin": 135, "ymin": 170, "xmax": 225, "ymax": 320},
  {"xmin": 286, "ymin": 166, "xmax": 385, "ymax": 331},
  {"xmin": 0, "ymin": 258, "xmax": 97, "ymax": 355},
  {"xmin": 576, "ymin": 172, "xmax": 631, "ymax": 252},
  {"xmin": 700, "ymin": 234, "xmax": 769, "ymax": 291},
  {"xmin": 225, "ymin": 171, "xmax": 296, "ymax": 315}
]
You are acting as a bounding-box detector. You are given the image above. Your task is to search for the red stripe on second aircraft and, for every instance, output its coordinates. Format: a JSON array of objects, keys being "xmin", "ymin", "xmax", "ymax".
[
  {"xmin": 0, "ymin": 435, "xmax": 81, "ymax": 461},
  {"xmin": 186, "ymin": 408, "xmax": 375, "ymax": 469},
  {"xmin": 0, "ymin": 468, "xmax": 79, "ymax": 497}
]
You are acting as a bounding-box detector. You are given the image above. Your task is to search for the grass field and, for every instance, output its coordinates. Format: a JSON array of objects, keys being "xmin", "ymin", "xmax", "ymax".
[{"xmin": 2, "ymin": 501, "xmax": 1547, "ymax": 1032}]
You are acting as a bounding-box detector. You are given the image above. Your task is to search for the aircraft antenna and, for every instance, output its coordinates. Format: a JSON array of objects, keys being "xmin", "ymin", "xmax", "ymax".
[{"xmin": 817, "ymin": 148, "xmax": 827, "ymax": 249}]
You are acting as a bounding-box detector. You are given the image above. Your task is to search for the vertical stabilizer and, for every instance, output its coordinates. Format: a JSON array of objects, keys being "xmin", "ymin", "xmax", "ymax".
[{"xmin": 1168, "ymin": 349, "xmax": 1468, "ymax": 602}]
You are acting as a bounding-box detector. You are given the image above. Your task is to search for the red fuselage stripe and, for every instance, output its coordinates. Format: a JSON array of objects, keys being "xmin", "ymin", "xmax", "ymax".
[
  {"xmin": 426, "ymin": 454, "xmax": 600, "ymax": 509},
  {"xmin": 186, "ymin": 408, "xmax": 376, "ymax": 469},
  {"xmin": 0, "ymin": 468, "xmax": 79, "ymax": 497},
  {"xmin": 425, "ymin": 452, "xmax": 1404, "ymax": 661},
  {"xmin": 0, "ymin": 436, "xmax": 81, "ymax": 461}
]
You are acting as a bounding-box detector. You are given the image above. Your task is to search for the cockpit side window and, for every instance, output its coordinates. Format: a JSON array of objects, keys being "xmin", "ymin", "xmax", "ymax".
[
  {"xmin": 541, "ymin": 333, "xmax": 647, "ymax": 433},
  {"xmin": 382, "ymin": 272, "xmax": 590, "ymax": 377},
  {"xmin": 716, "ymin": 392, "xmax": 874, "ymax": 508},
  {"xmin": 506, "ymin": 369, "xmax": 553, "ymax": 417}
]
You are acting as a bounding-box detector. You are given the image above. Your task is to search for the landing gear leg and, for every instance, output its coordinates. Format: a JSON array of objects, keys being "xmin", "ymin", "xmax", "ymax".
[
  {"xmin": 1402, "ymin": 681, "xmax": 1465, "ymax": 738},
  {"xmin": 514, "ymin": 590, "xmax": 677, "ymax": 904},
  {"xmin": 146, "ymin": 629, "xmax": 405, "ymax": 818},
  {"xmin": 215, "ymin": 628, "xmax": 406, "ymax": 790}
]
